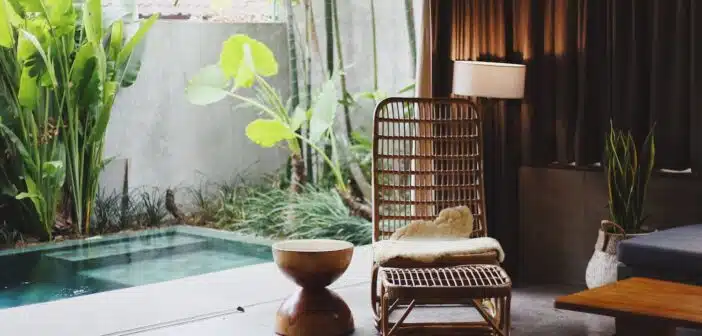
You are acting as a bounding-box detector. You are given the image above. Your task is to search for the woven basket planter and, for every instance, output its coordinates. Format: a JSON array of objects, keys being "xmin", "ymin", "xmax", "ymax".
[{"xmin": 585, "ymin": 220, "xmax": 647, "ymax": 289}]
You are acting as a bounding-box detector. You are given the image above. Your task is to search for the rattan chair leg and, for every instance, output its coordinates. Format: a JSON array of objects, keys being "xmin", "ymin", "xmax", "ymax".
[
  {"xmin": 387, "ymin": 298, "xmax": 401, "ymax": 314},
  {"xmin": 504, "ymin": 294, "xmax": 512, "ymax": 336},
  {"xmin": 387, "ymin": 299, "xmax": 416, "ymax": 336},
  {"xmin": 371, "ymin": 263, "xmax": 380, "ymax": 320},
  {"xmin": 381, "ymin": 290, "xmax": 389, "ymax": 335},
  {"xmin": 493, "ymin": 298, "xmax": 502, "ymax": 329},
  {"xmin": 473, "ymin": 299, "xmax": 506, "ymax": 336}
]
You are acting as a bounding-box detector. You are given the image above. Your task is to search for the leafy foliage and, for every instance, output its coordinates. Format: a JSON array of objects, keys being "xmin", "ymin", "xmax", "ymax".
[
  {"xmin": 215, "ymin": 181, "xmax": 370, "ymax": 245},
  {"xmin": 0, "ymin": 0, "xmax": 158, "ymax": 239},
  {"xmin": 604, "ymin": 121, "xmax": 656, "ymax": 233},
  {"xmin": 137, "ymin": 187, "xmax": 167, "ymax": 227},
  {"xmin": 92, "ymin": 188, "xmax": 123, "ymax": 234},
  {"xmin": 349, "ymin": 131, "xmax": 372, "ymax": 180},
  {"xmin": 187, "ymin": 181, "xmax": 218, "ymax": 221},
  {"xmin": 186, "ymin": 34, "xmax": 349, "ymax": 193},
  {"xmin": 286, "ymin": 187, "xmax": 371, "ymax": 244}
]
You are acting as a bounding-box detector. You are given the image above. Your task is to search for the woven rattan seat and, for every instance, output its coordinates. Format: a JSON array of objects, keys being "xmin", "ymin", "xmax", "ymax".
[
  {"xmin": 378, "ymin": 264, "xmax": 512, "ymax": 336},
  {"xmin": 381, "ymin": 265, "xmax": 511, "ymax": 300}
]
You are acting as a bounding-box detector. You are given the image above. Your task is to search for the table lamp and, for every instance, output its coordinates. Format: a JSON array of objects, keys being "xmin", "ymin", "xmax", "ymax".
[{"xmin": 452, "ymin": 60, "xmax": 526, "ymax": 103}]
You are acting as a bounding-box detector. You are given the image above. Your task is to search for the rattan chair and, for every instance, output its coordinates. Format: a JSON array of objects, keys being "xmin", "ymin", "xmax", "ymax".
[{"xmin": 371, "ymin": 97, "xmax": 507, "ymax": 334}]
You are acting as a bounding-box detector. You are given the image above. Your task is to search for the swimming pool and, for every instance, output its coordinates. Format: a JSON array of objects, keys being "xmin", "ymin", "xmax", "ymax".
[{"xmin": 0, "ymin": 226, "xmax": 272, "ymax": 309}]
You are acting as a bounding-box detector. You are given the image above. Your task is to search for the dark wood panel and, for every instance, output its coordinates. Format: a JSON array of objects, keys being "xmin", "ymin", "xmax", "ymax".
[
  {"xmin": 519, "ymin": 168, "xmax": 585, "ymax": 285},
  {"xmin": 519, "ymin": 167, "xmax": 702, "ymax": 286}
]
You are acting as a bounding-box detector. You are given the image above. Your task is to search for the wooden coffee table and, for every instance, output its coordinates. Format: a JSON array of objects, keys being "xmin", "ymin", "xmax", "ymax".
[{"xmin": 554, "ymin": 277, "xmax": 702, "ymax": 336}]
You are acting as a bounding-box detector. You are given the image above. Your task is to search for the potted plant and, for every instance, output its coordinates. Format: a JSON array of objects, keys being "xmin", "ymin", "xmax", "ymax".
[{"xmin": 585, "ymin": 120, "xmax": 656, "ymax": 288}]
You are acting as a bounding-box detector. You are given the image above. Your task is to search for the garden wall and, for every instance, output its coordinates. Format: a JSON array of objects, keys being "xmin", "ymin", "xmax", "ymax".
[
  {"xmin": 100, "ymin": 21, "xmax": 290, "ymax": 193},
  {"xmin": 301, "ymin": 0, "xmax": 417, "ymax": 133},
  {"xmin": 100, "ymin": 0, "xmax": 418, "ymax": 194}
]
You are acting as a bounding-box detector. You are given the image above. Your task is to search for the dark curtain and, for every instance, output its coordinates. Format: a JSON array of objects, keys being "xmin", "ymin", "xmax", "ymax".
[
  {"xmin": 432, "ymin": 0, "xmax": 702, "ymax": 277},
  {"xmin": 445, "ymin": 0, "xmax": 702, "ymax": 169}
]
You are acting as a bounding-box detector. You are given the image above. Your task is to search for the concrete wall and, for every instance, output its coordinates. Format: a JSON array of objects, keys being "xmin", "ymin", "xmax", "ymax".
[
  {"xmin": 295, "ymin": 0, "xmax": 416, "ymax": 132},
  {"xmin": 101, "ymin": 20, "xmax": 290, "ymax": 192},
  {"xmin": 101, "ymin": 1, "xmax": 418, "ymax": 193}
]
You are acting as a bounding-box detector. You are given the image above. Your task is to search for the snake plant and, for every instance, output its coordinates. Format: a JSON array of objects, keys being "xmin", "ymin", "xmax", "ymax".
[{"xmin": 604, "ymin": 120, "xmax": 656, "ymax": 234}]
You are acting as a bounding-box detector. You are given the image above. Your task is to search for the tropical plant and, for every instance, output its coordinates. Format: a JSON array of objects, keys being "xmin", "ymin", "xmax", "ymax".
[
  {"xmin": 0, "ymin": 0, "xmax": 158, "ymax": 239},
  {"xmin": 189, "ymin": 35, "xmax": 312, "ymax": 192},
  {"xmin": 186, "ymin": 34, "xmax": 373, "ymax": 219},
  {"xmin": 287, "ymin": 186, "xmax": 371, "ymax": 244},
  {"xmin": 603, "ymin": 121, "xmax": 656, "ymax": 234},
  {"xmin": 216, "ymin": 182, "xmax": 370, "ymax": 245},
  {"xmin": 92, "ymin": 187, "xmax": 122, "ymax": 233},
  {"xmin": 137, "ymin": 187, "xmax": 167, "ymax": 227}
]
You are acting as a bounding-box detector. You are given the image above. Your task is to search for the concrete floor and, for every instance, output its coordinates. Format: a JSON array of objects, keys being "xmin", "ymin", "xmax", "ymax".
[
  {"xmin": 0, "ymin": 245, "xmax": 700, "ymax": 336},
  {"xmin": 128, "ymin": 283, "xmax": 618, "ymax": 336}
]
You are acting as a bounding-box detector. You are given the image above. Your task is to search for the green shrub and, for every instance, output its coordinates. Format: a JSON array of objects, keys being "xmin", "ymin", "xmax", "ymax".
[
  {"xmin": 287, "ymin": 187, "xmax": 371, "ymax": 245},
  {"xmin": 137, "ymin": 187, "xmax": 168, "ymax": 227},
  {"xmin": 92, "ymin": 188, "xmax": 122, "ymax": 234},
  {"xmin": 215, "ymin": 183, "xmax": 371, "ymax": 245},
  {"xmin": 217, "ymin": 183, "xmax": 288, "ymax": 238}
]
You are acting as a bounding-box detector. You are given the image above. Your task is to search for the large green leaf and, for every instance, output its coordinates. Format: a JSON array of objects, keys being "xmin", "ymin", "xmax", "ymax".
[
  {"xmin": 108, "ymin": 19, "xmax": 124, "ymax": 60},
  {"xmin": 116, "ymin": 13, "xmax": 158, "ymax": 67},
  {"xmin": 1, "ymin": 0, "xmax": 21, "ymax": 27},
  {"xmin": 41, "ymin": 160, "xmax": 63, "ymax": 178},
  {"xmin": 82, "ymin": 0, "xmax": 102, "ymax": 43},
  {"xmin": 245, "ymin": 118, "xmax": 295, "ymax": 148},
  {"xmin": 16, "ymin": 19, "xmax": 48, "ymax": 61},
  {"xmin": 219, "ymin": 34, "xmax": 278, "ymax": 88},
  {"xmin": 186, "ymin": 64, "xmax": 231, "ymax": 105},
  {"xmin": 0, "ymin": 120, "xmax": 36, "ymax": 172},
  {"xmin": 17, "ymin": 175, "xmax": 44, "ymax": 223},
  {"xmin": 0, "ymin": 0, "xmax": 17, "ymax": 47},
  {"xmin": 17, "ymin": 68, "xmax": 37, "ymax": 108},
  {"xmin": 70, "ymin": 42, "xmax": 101, "ymax": 107},
  {"xmin": 46, "ymin": 0, "xmax": 73, "ymax": 28},
  {"xmin": 87, "ymin": 81, "xmax": 117, "ymax": 145},
  {"xmin": 16, "ymin": 0, "xmax": 41, "ymax": 13},
  {"xmin": 309, "ymin": 75, "xmax": 339, "ymax": 143},
  {"xmin": 19, "ymin": 29, "xmax": 57, "ymax": 86},
  {"xmin": 117, "ymin": 34, "xmax": 144, "ymax": 87}
]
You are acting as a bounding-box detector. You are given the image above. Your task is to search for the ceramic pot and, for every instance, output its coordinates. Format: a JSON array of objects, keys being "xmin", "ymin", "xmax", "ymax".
[{"xmin": 585, "ymin": 220, "xmax": 647, "ymax": 289}]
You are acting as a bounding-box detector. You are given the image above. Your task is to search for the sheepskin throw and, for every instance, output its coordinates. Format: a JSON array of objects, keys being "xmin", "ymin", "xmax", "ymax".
[
  {"xmin": 373, "ymin": 205, "xmax": 505, "ymax": 264},
  {"xmin": 373, "ymin": 237, "xmax": 505, "ymax": 264},
  {"xmin": 390, "ymin": 206, "xmax": 474, "ymax": 240}
]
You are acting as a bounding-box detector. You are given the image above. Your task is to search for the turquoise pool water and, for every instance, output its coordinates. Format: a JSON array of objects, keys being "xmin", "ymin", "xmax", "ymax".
[{"xmin": 0, "ymin": 226, "xmax": 272, "ymax": 309}]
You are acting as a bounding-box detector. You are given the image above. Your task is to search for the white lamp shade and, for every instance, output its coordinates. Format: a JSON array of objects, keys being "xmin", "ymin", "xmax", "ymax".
[{"xmin": 452, "ymin": 61, "xmax": 526, "ymax": 99}]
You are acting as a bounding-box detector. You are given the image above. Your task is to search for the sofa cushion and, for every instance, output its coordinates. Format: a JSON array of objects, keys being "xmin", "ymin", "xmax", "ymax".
[{"xmin": 617, "ymin": 224, "xmax": 702, "ymax": 275}]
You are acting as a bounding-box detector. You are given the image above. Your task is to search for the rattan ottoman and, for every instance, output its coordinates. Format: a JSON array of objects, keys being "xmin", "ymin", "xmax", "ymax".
[{"xmin": 379, "ymin": 264, "xmax": 512, "ymax": 336}]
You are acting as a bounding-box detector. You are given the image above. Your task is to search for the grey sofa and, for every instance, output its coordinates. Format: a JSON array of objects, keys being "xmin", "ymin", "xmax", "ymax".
[{"xmin": 617, "ymin": 224, "xmax": 702, "ymax": 285}]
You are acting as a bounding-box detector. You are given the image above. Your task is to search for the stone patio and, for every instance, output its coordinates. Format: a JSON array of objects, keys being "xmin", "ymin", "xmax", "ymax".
[{"xmin": 0, "ymin": 245, "xmax": 700, "ymax": 335}]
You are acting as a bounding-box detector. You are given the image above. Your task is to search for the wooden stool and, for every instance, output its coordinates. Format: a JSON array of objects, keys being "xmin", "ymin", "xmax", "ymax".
[{"xmin": 379, "ymin": 264, "xmax": 512, "ymax": 336}]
